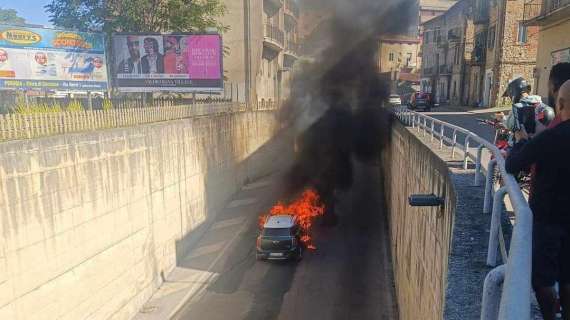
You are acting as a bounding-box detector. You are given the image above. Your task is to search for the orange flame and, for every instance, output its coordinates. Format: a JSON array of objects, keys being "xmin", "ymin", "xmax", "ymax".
[{"xmin": 259, "ymin": 188, "xmax": 325, "ymax": 250}]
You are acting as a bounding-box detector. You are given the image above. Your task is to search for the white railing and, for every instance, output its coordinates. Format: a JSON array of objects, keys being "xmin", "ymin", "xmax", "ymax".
[
  {"xmin": 393, "ymin": 106, "xmax": 533, "ymax": 320},
  {"xmin": 0, "ymin": 102, "xmax": 279, "ymax": 142}
]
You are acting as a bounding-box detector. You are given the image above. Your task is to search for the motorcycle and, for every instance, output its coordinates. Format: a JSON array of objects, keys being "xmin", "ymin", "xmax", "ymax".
[{"xmin": 477, "ymin": 113, "xmax": 532, "ymax": 190}]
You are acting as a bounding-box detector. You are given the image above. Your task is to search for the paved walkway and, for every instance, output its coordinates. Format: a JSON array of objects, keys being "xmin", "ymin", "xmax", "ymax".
[{"xmin": 406, "ymin": 124, "xmax": 544, "ymax": 319}]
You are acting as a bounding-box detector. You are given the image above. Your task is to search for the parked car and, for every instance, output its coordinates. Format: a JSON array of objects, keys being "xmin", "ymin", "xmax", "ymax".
[
  {"xmin": 388, "ymin": 94, "xmax": 402, "ymax": 105},
  {"xmin": 410, "ymin": 92, "xmax": 436, "ymax": 111},
  {"xmin": 256, "ymin": 215, "xmax": 304, "ymax": 261}
]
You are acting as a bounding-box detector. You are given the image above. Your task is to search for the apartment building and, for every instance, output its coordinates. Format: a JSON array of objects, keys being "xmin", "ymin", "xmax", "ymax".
[
  {"xmin": 524, "ymin": 0, "xmax": 570, "ymax": 98},
  {"xmin": 220, "ymin": 0, "xmax": 300, "ymax": 104},
  {"xmin": 420, "ymin": 0, "xmax": 473, "ymax": 105}
]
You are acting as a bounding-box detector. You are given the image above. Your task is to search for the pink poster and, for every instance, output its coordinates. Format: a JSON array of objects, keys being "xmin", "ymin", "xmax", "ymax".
[{"xmin": 187, "ymin": 35, "xmax": 221, "ymax": 79}]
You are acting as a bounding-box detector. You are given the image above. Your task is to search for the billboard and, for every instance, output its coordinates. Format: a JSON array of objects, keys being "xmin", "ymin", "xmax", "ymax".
[
  {"xmin": 112, "ymin": 33, "xmax": 223, "ymax": 92},
  {"xmin": 0, "ymin": 25, "xmax": 108, "ymax": 91}
]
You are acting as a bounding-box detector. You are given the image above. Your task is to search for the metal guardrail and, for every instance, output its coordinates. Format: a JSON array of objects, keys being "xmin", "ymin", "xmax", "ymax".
[
  {"xmin": 523, "ymin": 2, "xmax": 542, "ymax": 21},
  {"xmin": 264, "ymin": 24, "xmax": 285, "ymax": 47},
  {"xmin": 393, "ymin": 107, "xmax": 533, "ymax": 320},
  {"xmin": 548, "ymin": 0, "xmax": 570, "ymax": 12}
]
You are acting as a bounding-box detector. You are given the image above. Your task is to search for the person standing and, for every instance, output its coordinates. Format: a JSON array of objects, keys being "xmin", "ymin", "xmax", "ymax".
[
  {"xmin": 118, "ymin": 36, "xmax": 142, "ymax": 74},
  {"xmin": 545, "ymin": 62, "xmax": 570, "ymax": 128},
  {"xmin": 141, "ymin": 37, "xmax": 164, "ymax": 74},
  {"xmin": 506, "ymin": 80, "xmax": 570, "ymax": 320}
]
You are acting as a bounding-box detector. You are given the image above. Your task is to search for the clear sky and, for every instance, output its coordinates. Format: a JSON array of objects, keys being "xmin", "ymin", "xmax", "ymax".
[{"xmin": 1, "ymin": 0, "xmax": 53, "ymax": 26}]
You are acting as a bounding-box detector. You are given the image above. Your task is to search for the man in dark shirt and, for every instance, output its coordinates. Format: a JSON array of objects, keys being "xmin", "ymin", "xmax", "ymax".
[{"xmin": 506, "ymin": 80, "xmax": 570, "ymax": 320}]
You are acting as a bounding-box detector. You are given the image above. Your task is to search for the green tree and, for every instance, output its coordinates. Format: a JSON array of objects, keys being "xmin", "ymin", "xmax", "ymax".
[
  {"xmin": 0, "ymin": 7, "xmax": 26, "ymax": 25},
  {"xmin": 46, "ymin": 0, "xmax": 227, "ymax": 33}
]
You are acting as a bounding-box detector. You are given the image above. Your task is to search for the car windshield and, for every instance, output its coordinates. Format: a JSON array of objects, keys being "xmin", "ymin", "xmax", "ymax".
[{"xmin": 262, "ymin": 228, "xmax": 291, "ymax": 237}]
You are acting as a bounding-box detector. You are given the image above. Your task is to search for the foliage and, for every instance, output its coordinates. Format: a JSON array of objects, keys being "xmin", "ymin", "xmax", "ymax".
[
  {"xmin": 0, "ymin": 7, "xmax": 26, "ymax": 25},
  {"xmin": 66, "ymin": 100, "xmax": 84, "ymax": 112},
  {"xmin": 12, "ymin": 103, "xmax": 63, "ymax": 114},
  {"xmin": 102, "ymin": 98, "xmax": 114, "ymax": 111},
  {"xmin": 46, "ymin": 0, "xmax": 228, "ymax": 33},
  {"xmin": 10, "ymin": 97, "xmax": 88, "ymax": 114}
]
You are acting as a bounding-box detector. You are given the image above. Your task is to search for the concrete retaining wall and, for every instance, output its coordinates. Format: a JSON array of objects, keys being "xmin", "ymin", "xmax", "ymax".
[
  {"xmin": 0, "ymin": 110, "xmax": 284, "ymax": 320},
  {"xmin": 382, "ymin": 120, "xmax": 457, "ymax": 320}
]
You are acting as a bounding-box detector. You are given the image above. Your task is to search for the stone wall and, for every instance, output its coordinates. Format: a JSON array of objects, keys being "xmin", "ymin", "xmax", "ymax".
[
  {"xmin": 381, "ymin": 120, "xmax": 456, "ymax": 320},
  {"xmin": 0, "ymin": 110, "xmax": 285, "ymax": 320}
]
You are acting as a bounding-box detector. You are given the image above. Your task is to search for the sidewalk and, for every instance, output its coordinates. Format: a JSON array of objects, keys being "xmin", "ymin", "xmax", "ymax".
[{"xmin": 133, "ymin": 173, "xmax": 286, "ymax": 320}]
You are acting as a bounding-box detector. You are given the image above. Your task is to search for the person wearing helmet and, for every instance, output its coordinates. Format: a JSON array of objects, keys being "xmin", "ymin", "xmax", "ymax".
[
  {"xmin": 506, "ymin": 80, "xmax": 570, "ymax": 320},
  {"xmin": 503, "ymin": 77, "xmax": 555, "ymax": 137}
]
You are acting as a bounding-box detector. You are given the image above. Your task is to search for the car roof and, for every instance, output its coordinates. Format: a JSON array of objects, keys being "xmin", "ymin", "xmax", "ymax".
[{"xmin": 264, "ymin": 215, "xmax": 296, "ymax": 228}]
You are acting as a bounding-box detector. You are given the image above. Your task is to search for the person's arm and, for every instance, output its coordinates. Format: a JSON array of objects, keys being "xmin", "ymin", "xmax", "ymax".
[{"xmin": 505, "ymin": 129, "xmax": 552, "ymax": 175}]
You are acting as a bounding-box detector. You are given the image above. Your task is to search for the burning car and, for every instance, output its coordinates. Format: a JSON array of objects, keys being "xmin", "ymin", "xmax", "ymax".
[{"xmin": 256, "ymin": 215, "xmax": 304, "ymax": 261}]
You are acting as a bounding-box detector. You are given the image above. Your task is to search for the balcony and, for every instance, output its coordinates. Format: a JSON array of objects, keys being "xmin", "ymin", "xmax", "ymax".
[
  {"xmin": 473, "ymin": 1, "xmax": 490, "ymax": 24},
  {"xmin": 525, "ymin": 0, "xmax": 570, "ymax": 25},
  {"xmin": 264, "ymin": 24, "xmax": 284, "ymax": 51},
  {"xmin": 284, "ymin": 0, "xmax": 300, "ymax": 19},
  {"xmin": 423, "ymin": 67, "xmax": 433, "ymax": 76},
  {"xmin": 264, "ymin": 0, "xmax": 283, "ymax": 9},
  {"xmin": 523, "ymin": 0, "xmax": 542, "ymax": 21},
  {"xmin": 284, "ymin": 40, "xmax": 300, "ymax": 58}
]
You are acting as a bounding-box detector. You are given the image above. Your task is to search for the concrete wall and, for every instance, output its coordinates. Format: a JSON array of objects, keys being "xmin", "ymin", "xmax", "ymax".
[
  {"xmin": 0, "ymin": 110, "xmax": 284, "ymax": 320},
  {"xmin": 381, "ymin": 120, "xmax": 456, "ymax": 320}
]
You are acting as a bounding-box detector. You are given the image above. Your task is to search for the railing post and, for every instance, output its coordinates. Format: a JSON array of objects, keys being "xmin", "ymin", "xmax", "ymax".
[
  {"xmin": 497, "ymin": 204, "xmax": 533, "ymax": 320},
  {"xmin": 430, "ymin": 120, "xmax": 435, "ymax": 141},
  {"xmin": 480, "ymin": 265, "xmax": 505, "ymax": 320},
  {"xmin": 474, "ymin": 145, "xmax": 484, "ymax": 186},
  {"xmin": 463, "ymin": 135, "xmax": 471, "ymax": 170},
  {"xmin": 439, "ymin": 125, "xmax": 444, "ymax": 149},
  {"xmin": 417, "ymin": 115, "xmax": 422, "ymax": 132},
  {"xmin": 483, "ymin": 159, "xmax": 497, "ymax": 214},
  {"xmin": 488, "ymin": 187, "xmax": 508, "ymax": 266},
  {"xmin": 451, "ymin": 130, "xmax": 457, "ymax": 158}
]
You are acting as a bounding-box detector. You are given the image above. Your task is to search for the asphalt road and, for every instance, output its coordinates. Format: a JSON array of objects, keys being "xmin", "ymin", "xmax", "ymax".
[
  {"xmin": 421, "ymin": 108, "xmax": 499, "ymax": 145},
  {"xmin": 174, "ymin": 159, "xmax": 397, "ymax": 320}
]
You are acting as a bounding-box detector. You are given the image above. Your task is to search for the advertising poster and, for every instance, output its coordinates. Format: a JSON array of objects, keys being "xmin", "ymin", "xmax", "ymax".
[
  {"xmin": 112, "ymin": 33, "xmax": 223, "ymax": 92},
  {"xmin": 0, "ymin": 25, "xmax": 108, "ymax": 91}
]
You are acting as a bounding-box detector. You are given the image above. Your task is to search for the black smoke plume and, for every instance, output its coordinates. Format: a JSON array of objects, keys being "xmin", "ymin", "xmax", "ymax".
[{"xmin": 282, "ymin": 0, "xmax": 417, "ymax": 223}]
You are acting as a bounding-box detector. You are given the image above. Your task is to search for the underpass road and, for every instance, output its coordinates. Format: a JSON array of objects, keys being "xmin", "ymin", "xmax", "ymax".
[{"xmin": 174, "ymin": 160, "xmax": 397, "ymax": 320}]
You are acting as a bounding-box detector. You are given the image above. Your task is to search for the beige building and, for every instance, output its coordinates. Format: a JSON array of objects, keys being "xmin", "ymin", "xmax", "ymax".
[
  {"xmin": 524, "ymin": 0, "xmax": 570, "ymax": 98},
  {"xmin": 220, "ymin": 0, "xmax": 300, "ymax": 104},
  {"xmin": 374, "ymin": 0, "xmax": 455, "ymax": 93},
  {"xmin": 378, "ymin": 37, "xmax": 420, "ymax": 74}
]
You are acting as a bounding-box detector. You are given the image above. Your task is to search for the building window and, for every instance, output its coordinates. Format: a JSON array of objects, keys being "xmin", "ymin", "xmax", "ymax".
[
  {"xmin": 406, "ymin": 53, "xmax": 413, "ymax": 66},
  {"xmin": 389, "ymin": 52, "xmax": 394, "ymax": 62},
  {"xmin": 518, "ymin": 22, "xmax": 528, "ymax": 43},
  {"xmin": 488, "ymin": 26, "xmax": 496, "ymax": 49},
  {"xmin": 454, "ymin": 46, "xmax": 461, "ymax": 64}
]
